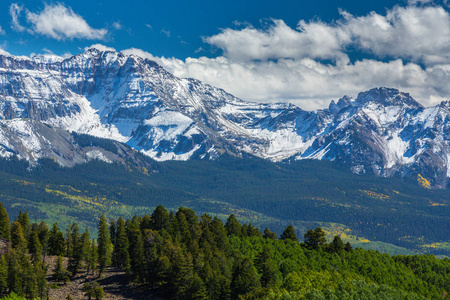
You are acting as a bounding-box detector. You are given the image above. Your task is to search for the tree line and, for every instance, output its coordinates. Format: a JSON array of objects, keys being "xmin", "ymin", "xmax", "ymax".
[{"xmin": 0, "ymin": 202, "xmax": 449, "ymax": 299}]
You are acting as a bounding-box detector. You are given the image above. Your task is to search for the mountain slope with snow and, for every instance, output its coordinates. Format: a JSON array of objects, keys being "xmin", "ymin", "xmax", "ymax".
[{"xmin": 1, "ymin": 48, "xmax": 450, "ymax": 186}]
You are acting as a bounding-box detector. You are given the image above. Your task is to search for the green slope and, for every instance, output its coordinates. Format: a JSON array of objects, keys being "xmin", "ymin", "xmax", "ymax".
[{"xmin": 0, "ymin": 155, "xmax": 448, "ymax": 255}]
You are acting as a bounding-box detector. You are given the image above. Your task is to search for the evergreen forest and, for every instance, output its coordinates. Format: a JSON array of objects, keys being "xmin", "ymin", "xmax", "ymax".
[
  {"xmin": 0, "ymin": 203, "xmax": 448, "ymax": 299},
  {"xmin": 0, "ymin": 153, "xmax": 448, "ymax": 256}
]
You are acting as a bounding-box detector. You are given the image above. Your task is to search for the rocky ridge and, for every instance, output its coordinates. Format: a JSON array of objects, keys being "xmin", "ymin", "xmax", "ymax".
[{"xmin": 0, "ymin": 47, "xmax": 449, "ymax": 186}]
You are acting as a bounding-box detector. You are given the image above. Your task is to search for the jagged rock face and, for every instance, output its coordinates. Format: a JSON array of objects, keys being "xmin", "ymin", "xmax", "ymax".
[{"xmin": 0, "ymin": 48, "xmax": 450, "ymax": 186}]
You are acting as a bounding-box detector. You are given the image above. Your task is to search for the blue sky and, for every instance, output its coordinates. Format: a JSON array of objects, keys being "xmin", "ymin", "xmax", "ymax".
[
  {"xmin": 1, "ymin": 0, "xmax": 402, "ymax": 58},
  {"xmin": 1, "ymin": 0, "xmax": 450, "ymax": 109}
]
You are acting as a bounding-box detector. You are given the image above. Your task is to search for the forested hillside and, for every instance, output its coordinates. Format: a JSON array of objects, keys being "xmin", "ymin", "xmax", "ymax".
[
  {"xmin": 0, "ymin": 155, "xmax": 448, "ymax": 256},
  {"xmin": 0, "ymin": 204, "xmax": 449, "ymax": 299}
]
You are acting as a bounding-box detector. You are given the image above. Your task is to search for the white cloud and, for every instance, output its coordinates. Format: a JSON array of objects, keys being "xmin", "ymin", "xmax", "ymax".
[
  {"xmin": 135, "ymin": 4, "xmax": 450, "ymax": 109},
  {"xmin": 151, "ymin": 55, "xmax": 446, "ymax": 110},
  {"xmin": 342, "ymin": 6, "xmax": 450, "ymax": 65},
  {"xmin": 407, "ymin": 0, "xmax": 434, "ymax": 4},
  {"xmin": 119, "ymin": 47, "xmax": 448, "ymax": 110},
  {"xmin": 85, "ymin": 44, "xmax": 116, "ymax": 52},
  {"xmin": 206, "ymin": 19, "xmax": 350, "ymax": 63},
  {"xmin": 9, "ymin": 3, "xmax": 26, "ymax": 32},
  {"xmin": 161, "ymin": 29, "xmax": 171, "ymax": 37},
  {"xmin": 121, "ymin": 47, "xmax": 157, "ymax": 60},
  {"xmin": 0, "ymin": 26, "xmax": 5, "ymax": 35},
  {"xmin": 112, "ymin": 22, "xmax": 122, "ymax": 30},
  {"xmin": 26, "ymin": 3, "xmax": 107, "ymax": 40},
  {"xmin": 206, "ymin": 6, "xmax": 450, "ymax": 67}
]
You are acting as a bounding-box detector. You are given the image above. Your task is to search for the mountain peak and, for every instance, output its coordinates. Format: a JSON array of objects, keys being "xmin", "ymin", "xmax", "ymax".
[
  {"xmin": 329, "ymin": 95, "xmax": 353, "ymax": 114},
  {"xmin": 354, "ymin": 87, "xmax": 423, "ymax": 108}
]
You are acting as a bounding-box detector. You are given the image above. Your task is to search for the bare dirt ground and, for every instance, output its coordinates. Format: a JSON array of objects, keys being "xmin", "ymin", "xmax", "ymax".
[{"xmin": 45, "ymin": 256, "xmax": 159, "ymax": 300}]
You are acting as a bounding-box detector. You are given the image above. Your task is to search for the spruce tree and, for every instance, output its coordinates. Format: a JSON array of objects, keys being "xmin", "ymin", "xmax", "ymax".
[
  {"xmin": 97, "ymin": 214, "xmax": 112, "ymax": 276},
  {"xmin": 28, "ymin": 229, "xmax": 42, "ymax": 262},
  {"xmin": 230, "ymin": 256, "xmax": 261, "ymax": 299},
  {"xmin": 88, "ymin": 239, "xmax": 98, "ymax": 275},
  {"xmin": 109, "ymin": 219, "xmax": 116, "ymax": 248},
  {"xmin": 17, "ymin": 210, "xmax": 30, "ymax": 241},
  {"xmin": 21, "ymin": 254, "xmax": 37, "ymax": 300},
  {"xmin": 53, "ymin": 255, "xmax": 70, "ymax": 284},
  {"xmin": 11, "ymin": 221, "xmax": 27, "ymax": 252},
  {"xmin": 68, "ymin": 223, "xmax": 82, "ymax": 276},
  {"xmin": 0, "ymin": 202, "xmax": 11, "ymax": 241},
  {"xmin": 38, "ymin": 221, "xmax": 49, "ymax": 260},
  {"xmin": 152, "ymin": 205, "xmax": 169, "ymax": 231},
  {"xmin": 34, "ymin": 260, "xmax": 48, "ymax": 299},
  {"xmin": 0, "ymin": 255, "xmax": 7, "ymax": 294},
  {"xmin": 114, "ymin": 217, "xmax": 130, "ymax": 272},
  {"xmin": 7, "ymin": 249, "xmax": 23, "ymax": 296},
  {"xmin": 48, "ymin": 223, "xmax": 66, "ymax": 256},
  {"xmin": 127, "ymin": 217, "xmax": 145, "ymax": 282},
  {"xmin": 225, "ymin": 214, "xmax": 242, "ymax": 237},
  {"xmin": 330, "ymin": 235, "xmax": 345, "ymax": 254},
  {"xmin": 280, "ymin": 225, "xmax": 298, "ymax": 242},
  {"xmin": 254, "ymin": 245, "xmax": 279, "ymax": 288},
  {"xmin": 263, "ymin": 227, "xmax": 277, "ymax": 239},
  {"xmin": 303, "ymin": 227, "xmax": 326, "ymax": 249},
  {"xmin": 80, "ymin": 228, "xmax": 91, "ymax": 269}
]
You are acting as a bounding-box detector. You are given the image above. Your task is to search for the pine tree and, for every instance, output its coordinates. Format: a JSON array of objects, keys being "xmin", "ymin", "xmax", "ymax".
[
  {"xmin": 127, "ymin": 217, "xmax": 145, "ymax": 282},
  {"xmin": 88, "ymin": 239, "xmax": 98, "ymax": 275},
  {"xmin": 80, "ymin": 228, "xmax": 91, "ymax": 270},
  {"xmin": 225, "ymin": 214, "xmax": 242, "ymax": 237},
  {"xmin": 230, "ymin": 256, "xmax": 261, "ymax": 299},
  {"xmin": 254, "ymin": 245, "xmax": 279, "ymax": 288},
  {"xmin": 152, "ymin": 205, "xmax": 169, "ymax": 231},
  {"xmin": 263, "ymin": 227, "xmax": 277, "ymax": 239},
  {"xmin": 303, "ymin": 227, "xmax": 326, "ymax": 249},
  {"xmin": 53, "ymin": 255, "xmax": 70, "ymax": 284},
  {"xmin": 68, "ymin": 223, "xmax": 82, "ymax": 276},
  {"xmin": 11, "ymin": 221, "xmax": 26, "ymax": 252},
  {"xmin": 210, "ymin": 217, "xmax": 230, "ymax": 252},
  {"xmin": 114, "ymin": 217, "xmax": 130, "ymax": 272},
  {"xmin": 17, "ymin": 210, "xmax": 30, "ymax": 241},
  {"xmin": 38, "ymin": 221, "xmax": 49, "ymax": 260},
  {"xmin": 330, "ymin": 235, "xmax": 345, "ymax": 254},
  {"xmin": 34, "ymin": 260, "xmax": 48, "ymax": 299},
  {"xmin": 280, "ymin": 225, "xmax": 298, "ymax": 242},
  {"xmin": 7, "ymin": 249, "xmax": 23, "ymax": 296},
  {"xmin": 140, "ymin": 214, "xmax": 152, "ymax": 231},
  {"xmin": 28, "ymin": 229, "xmax": 42, "ymax": 262},
  {"xmin": 0, "ymin": 202, "xmax": 11, "ymax": 241},
  {"xmin": 97, "ymin": 214, "xmax": 112, "ymax": 276},
  {"xmin": 109, "ymin": 219, "xmax": 116, "ymax": 248},
  {"xmin": 344, "ymin": 242, "xmax": 353, "ymax": 252},
  {"xmin": 0, "ymin": 255, "xmax": 8, "ymax": 294},
  {"xmin": 48, "ymin": 223, "xmax": 66, "ymax": 256},
  {"xmin": 21, "ymin": 253, "xmax": 38, "ymax": 300}
]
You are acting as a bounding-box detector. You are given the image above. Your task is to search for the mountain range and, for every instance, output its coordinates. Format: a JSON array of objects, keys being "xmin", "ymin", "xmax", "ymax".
[{"xmin": 1, "ymin": 46, "xmax": 449, "ymax": 187}]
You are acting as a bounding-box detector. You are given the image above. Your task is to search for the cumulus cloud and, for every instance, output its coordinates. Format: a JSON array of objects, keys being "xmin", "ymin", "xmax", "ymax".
[
  {"xmin": 131, "ymin": 4, "xmax": 450, "ymax": 109},
  {"xmin": 206, "ymin": 6, "xmax": 450, "ymax": 66},
  {"xmin": 147, "ymin": 55, "xmax": 447, "ymax": 110},
  {"xmin": 342, "ymin": 6, "xmax": 450, "ymax": 65},
  {"xmin": 20, "ymin": 3, "xmax": 107, "ymax": 40},
  {"xmin": 85, "ymin": 44, "xmax": 116, "ymax": 52},
  {"xmin": 206, "ymin": 19, "xmax": 350, "ymax": 63},
  {"xmin": 9, "ymin": 3, "xmax": 26, "ymax": 32},
  {"xmin": 407, "ymin": 0, "xmax": 434, "ymax": 4}
]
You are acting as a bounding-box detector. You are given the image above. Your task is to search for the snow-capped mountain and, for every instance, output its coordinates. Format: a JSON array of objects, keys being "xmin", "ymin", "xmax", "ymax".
[{"xmin": 0, "ymin": 47, "xmax": 449, "ymax": 186}]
